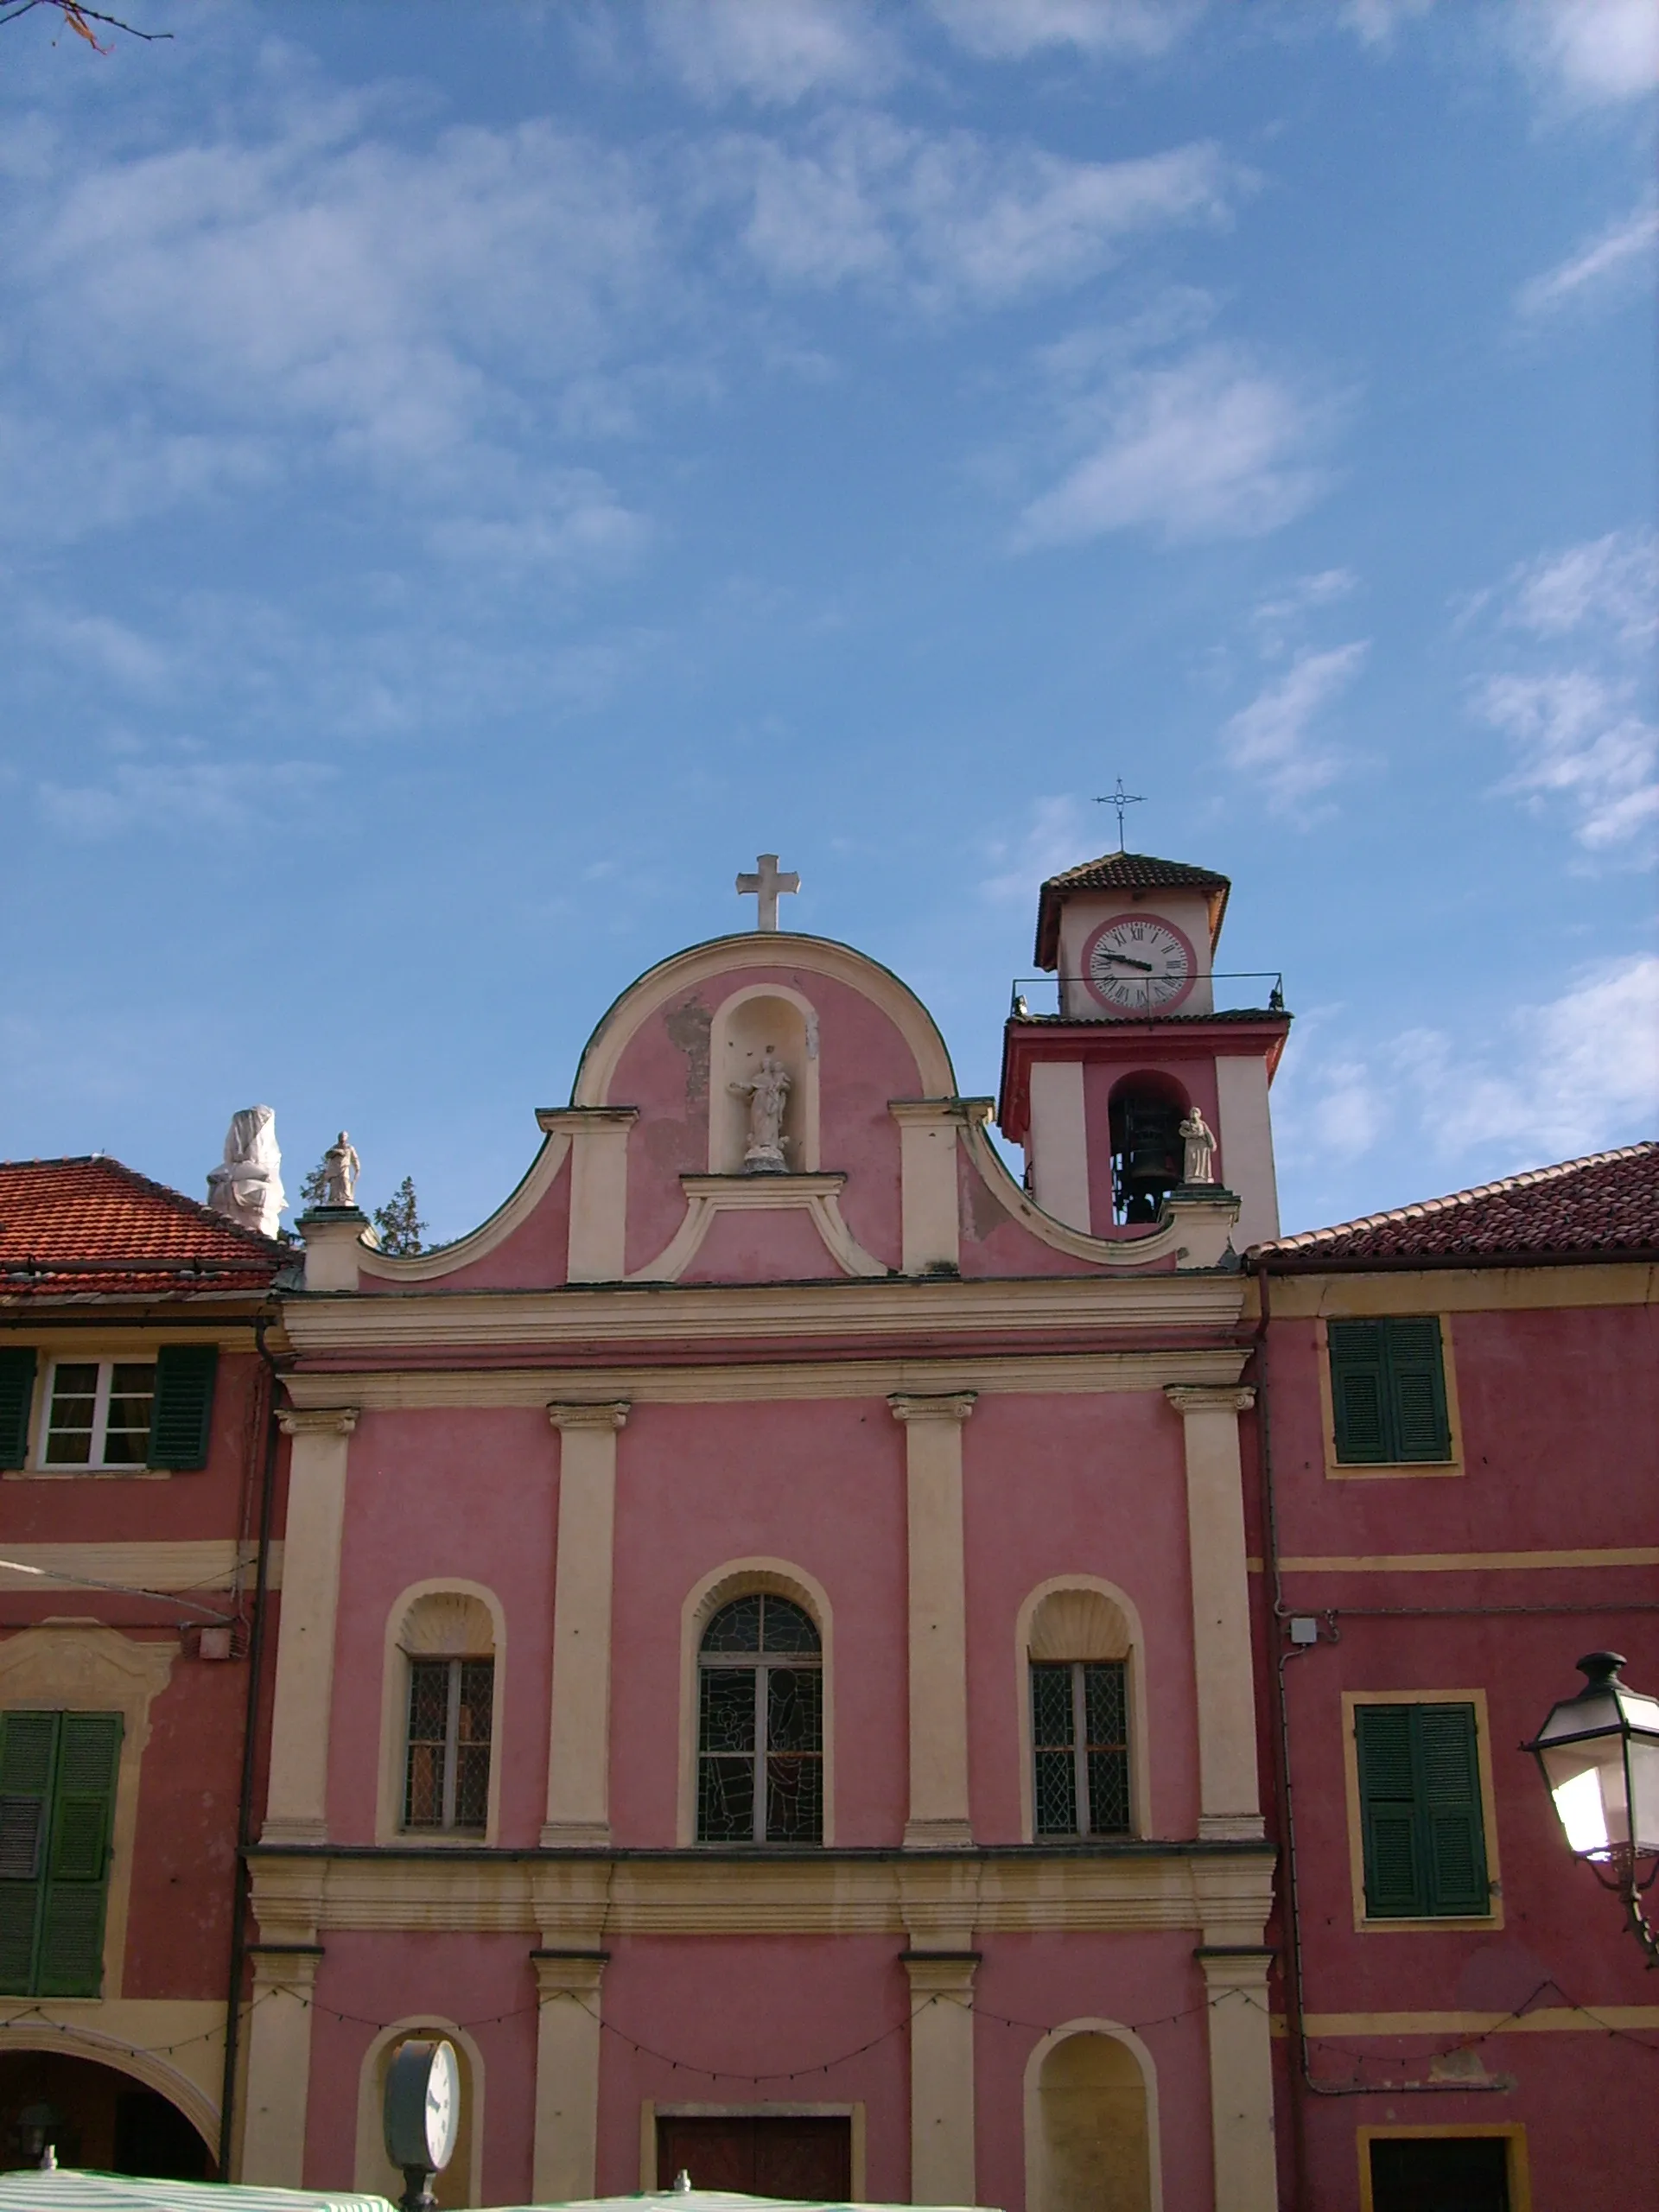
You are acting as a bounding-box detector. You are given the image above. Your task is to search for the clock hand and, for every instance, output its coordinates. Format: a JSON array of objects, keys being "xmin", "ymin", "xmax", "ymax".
[{"xmin": 1099, "ymin": 951, "xmax": 1154, "ymax": 971}]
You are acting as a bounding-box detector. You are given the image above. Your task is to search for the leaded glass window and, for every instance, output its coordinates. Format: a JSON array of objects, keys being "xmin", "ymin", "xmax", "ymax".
[
  {"xmin": 1033, "ymin": 1660, "xmax": 1130, "ymax": 1838},
  {"xmin": 404, "ymin": 1656, "xmax": 493, "ymax": 1832},
  {"xmin": 697, "ymin": 1593, "xmax": 823, "ymax": 1844}
]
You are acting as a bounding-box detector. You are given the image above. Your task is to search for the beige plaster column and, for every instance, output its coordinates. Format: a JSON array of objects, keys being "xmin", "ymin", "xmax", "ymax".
[
  {"xmin": 890, "ymin": 1393, "xmax": 975, "ymax": 1849},
  {"xmin": 531, "ymin": 1949, "xmax": 608, "ymax": 2201},
  {"xmin": 543, "ymin": 1402, "xmax": 629, "ymax": 1846},
  {"xmin": 238, "ymin": 1944, "xmax": 321, "ymax": 2187},
  {"xmin": 904, "ymin": 1953, "xmax": 979, "ymax": 2206},
  {"xmin": 262, "ymin": 1408, "xmax": 357, "ymax": 1846},
  {"xmin": 539, "ymin": 1107, "xmax": 638, "ymax": 1283},
  {"xmin": 888, "ymin": 1101, "xmax": 968, "ymax": 1274},
  {"xmin": 1195, "ymin": 1946, "xmax": 1277, "ymax": 2212},
  {"xmin": 1165, "ymin": 1386, "xmax": 1262, "ymax": 1841}
]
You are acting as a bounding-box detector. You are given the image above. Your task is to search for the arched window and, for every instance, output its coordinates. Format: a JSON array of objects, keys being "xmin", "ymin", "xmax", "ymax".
[
  {"xmin": 1029, "ymin": 1589, "xmax": 1133, "ymax": 1840},
  {"xmin": 696, "ymin": 1592, "xmax": 823, "ymax": 1844},
  {"xmin": 398, "ymin": 1593, "xmax": 495, "ymax": 1835}
]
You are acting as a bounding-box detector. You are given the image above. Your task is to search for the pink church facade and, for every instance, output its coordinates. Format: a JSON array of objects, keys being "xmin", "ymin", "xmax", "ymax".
[{"xmin": 243, "ymin": 855, "xmax": 1291, "ymax": 2211}]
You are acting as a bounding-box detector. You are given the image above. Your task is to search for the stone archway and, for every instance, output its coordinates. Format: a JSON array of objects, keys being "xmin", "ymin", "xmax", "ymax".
[{"xmin": 0, "ymin": 2048, "xmax": 212, "ymax": 2178}]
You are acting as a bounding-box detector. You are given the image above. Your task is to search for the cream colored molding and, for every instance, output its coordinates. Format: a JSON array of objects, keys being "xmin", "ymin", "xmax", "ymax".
[
  {"xmin": 905, "ymin": 1953, "xmax": 978, "ymax": 2206},
  {"xmin": 889, "ymin": 1100, "xmax": 972, "ymax": 1275},
  {"xmin": 245, "ymin": 1843, "xmax": 1276, "ymax": 1939},
  {"xmin": 540, "ymin": 1108, "xmax": 637, "ymax": 1285},
  {"xmin": 532, "ymin": 1952, "xmax": 607, "ymax": 2201},
  {"xmin": 1014, "ymin": 1578, "xmax": 1152, "ymax": 1845},
  {"xmin": 892, "ymin": 1394, "xmax": 975, "ymax": 1849},
  {"xmin": 354, "ymin": 2013, "xmax": 486, "ymax": 2209},
  {"xmin": 1165, "ymin": 1387, "xmax": 1263, "ymax": 1842},
  {"xmin": 1277, "ymin": 1547, "xmax": 1659, "ymax": 1573},
  {"xmin": 1341, "ymin": 1688, "xmax": 1503, "ymax": 1933},
  {"xmin": 299, "ymin": 1211, "xmax": 372, "ymax": 1294},
  {"xmin": 1262, "ymin": 1261, "xmax": 1659, "ymax": 1317},
  {"xmin": 0, "ymin": 1541, "xmax": 282, "ymax": 1593},
  {"xmin": 1195, "ymin": 1948, "xmax": 1278, "ymax": 2212},
  {"xmin": 627, "ymin": 1173, "xmax": 889, "ymax": 1284},
  {"xmin": 957, "ymin": 1110, "xmax": 1241, "ymax": 1271},
  {"xmin": 1298, "ymin": 2003, "xmax": 1659, "ymax": 2035},
  {"xmin": 1314, "ymin": 1313, "xmax": 1465, "ymax": 1481},
  {"xmin": 359, "ymin": 1126, "xmax": 575, "ymax": 1285},
  {"xmin": 279, "ymin": 1270, "xmax": 1248, "ymax": 1354},
  {"xmin": 283, "ymin": 1346, "xmax": 1249, "ymax": 1413},
  {"xmin": 9, "ymin": 1325, "xmax": 257, "ymax": 1355},
  {"xmin": 570, "ymin": 933, "xmax": 957, "ymax": 1109},
  {"xmin": 0, "ymin": 1626, "xmax": 176, "ymax": 2002},
  {"xmin": 375, "ymin": 1581, "xmax": 506, "ymax": 1847},
  {"xmin": 1023, "ymin": 2019, "xmax": 1164, "ymax": 2212},
  {"xmin": 238, "ymin": 1946, "xmax": 321, "ymax": 2187},
  {"xmin": 677, "ymin": 1560, "xmax": 836, "ymax": 1847},
  {"xmin": 543, "ymin": 1403, "xmax": 629, "ymax": 1845},
  {"xmin": 0, "ymin": 2006, "xmax": 222, "ymax": 2161},
  {"xmin": 263, "ymin": 1412, "xmax": 358, "ymax": 1846}
]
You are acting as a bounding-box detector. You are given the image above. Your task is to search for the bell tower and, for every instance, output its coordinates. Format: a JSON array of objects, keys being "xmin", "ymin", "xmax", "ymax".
[{"xmin": 997, "ymin": 851, "xmax": 1290, "ymax": 1252}]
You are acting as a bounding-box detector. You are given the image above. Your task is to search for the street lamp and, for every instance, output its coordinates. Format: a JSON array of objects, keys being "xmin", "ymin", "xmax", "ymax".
[{"xmin": 1526, "ymin": 1650, "xmax": 1659, "ymax": 1964}]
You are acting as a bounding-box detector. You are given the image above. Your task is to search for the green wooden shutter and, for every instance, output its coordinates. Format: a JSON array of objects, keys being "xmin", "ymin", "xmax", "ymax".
[
  {"xmin": 0, "ymin": 1350, "xmax": 37, "ymax": 1471},
  {"xmin": 1328, "ymin": 1320, "xmax": 1389, "ymax": 1463},
  {"xmin": 148, "ymin": 1345, "xmax": 219, "ymax": 1471},
  {"xmin": 0, "ymin": 1713, "xmax": 56, "ymax": 1993},
  {"xmin": 1417, "ymin": 1703, "xmax": 1489, "ymax": 1916},
  {"xmin": 1384, "ymin": 1318, "xmax": 1451, "ymax": 1462},
  {"xmin": 1355, "ymin": 1703, "xmax": 1425, "ymax": 1915},
  {"xmin": 36, "ymin": 1713, "xmax": 121, "ymax": 1997}
]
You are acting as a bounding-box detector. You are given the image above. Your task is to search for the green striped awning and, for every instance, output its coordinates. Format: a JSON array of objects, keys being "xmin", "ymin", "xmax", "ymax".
[{"xmin": 0, "ymin": 2174, "xmax": 397, "ymax": 2212}]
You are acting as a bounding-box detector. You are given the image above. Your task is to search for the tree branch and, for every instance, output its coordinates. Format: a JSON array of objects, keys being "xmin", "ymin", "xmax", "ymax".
[{"xmin": 0, "ymin": 0, "xmax": 172, "ymax": 43}]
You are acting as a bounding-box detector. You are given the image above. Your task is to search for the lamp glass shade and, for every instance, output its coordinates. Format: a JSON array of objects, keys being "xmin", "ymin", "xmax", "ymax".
[{"xmin": 1529, "ymin": 1654, "xmax": 1659, "ymax": 1859}]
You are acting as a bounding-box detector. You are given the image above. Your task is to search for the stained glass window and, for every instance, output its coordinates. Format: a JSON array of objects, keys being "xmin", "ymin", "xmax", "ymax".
[
  {"xmin": 404, "ymin": 1656, "xmax": 494, "ymax": 1833},
  {"xmin": 1032, "ymin": 1660, "xmax": 1130, "ymax": 1838},
  {"xmin": 697, "ymin": 1594, "xmax": 823, "ymax": 1844}
]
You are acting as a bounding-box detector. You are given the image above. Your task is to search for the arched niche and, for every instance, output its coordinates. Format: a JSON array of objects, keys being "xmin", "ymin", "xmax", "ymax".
[
  {"xmin": 354, "ymin": 2018, "xmax": 484, "ymax": 2210},
  {"xmin": 1026, "ymin": 2024, "xmax": 1159, "ymax": 2212},
  {"xmin": 709, "ymin": 985, "xmax": 821, "ymax": 1175}
]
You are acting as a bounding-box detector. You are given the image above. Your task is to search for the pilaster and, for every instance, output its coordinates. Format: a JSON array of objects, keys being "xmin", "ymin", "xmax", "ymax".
[
  {"xmin": 538, "ymin": 1108, "xmax": 638, "ymax": 1283},
  {"xmin": 262, "ymin": 1408, "xmax": 357, "ymax": 1846},
  {"xmin": 889, "ymin": 1393, "xmax": 975, "ymax": 1848},
  {"xmin": 1165, "ymin": 1386, "xmax": 1262, "ymax": 1840},
  {"xmin": 543, "ymin": 1402, "xmax": 629, "ymax": 1846},
  {"xmin": 238, "ymin": 1944, "xmax": 321, "ymax": 2187},
  {"xmin": 296, "ymin": 1208, "xmax": 369, "ymax": 1293},
  {"xmin": 902, "ymin": 1951, "xmax": 979, "ymax": 2206},
  {"xmin": 531, "ymin": 1949, "xmax": 609, "ymax": 2202},
  {"xmin": 1194, "ymin": 1946, "xmax": 1277, "ymax": 2212},
  {"xmin": 887, "ymin": 1100, "xmax": 971, "ymax": 1274}
]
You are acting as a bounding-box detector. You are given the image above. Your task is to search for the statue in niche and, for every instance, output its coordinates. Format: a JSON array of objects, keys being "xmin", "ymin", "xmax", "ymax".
[
  {"xmin": 730, "ymin": 1050, "xmax": 791, "ymax": 1173},
  {"xmin": 206, "ymin": 1105, "xmax": 285, "ymax": 1237},
  {"xmin": 319, "ymin": 1131, "xmax": 360, "ymax": 1209},
  {"xmin": 1179, "ymin": 1106, "xmax": 1217, "ymax": 1186}
]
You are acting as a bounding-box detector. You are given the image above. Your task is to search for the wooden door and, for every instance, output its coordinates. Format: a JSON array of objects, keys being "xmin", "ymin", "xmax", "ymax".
[{"xmin": 657, "ymin": 2114, "xmax": 852, "ymax": 2201}]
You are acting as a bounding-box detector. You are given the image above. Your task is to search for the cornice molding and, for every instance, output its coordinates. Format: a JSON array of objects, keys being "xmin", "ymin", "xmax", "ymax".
[{"xmin": 628, "ymin": 1173, "xmax": 889, "ymax": 1284}]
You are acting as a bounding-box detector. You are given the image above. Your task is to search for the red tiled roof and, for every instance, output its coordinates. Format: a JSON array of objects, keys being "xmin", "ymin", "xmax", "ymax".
[
  {"xmin": 1035, "ymin": 851, "xmax": 1231, "ymax": 968},
  {"xmin": 1254, "ymin": 1142, "xmax": 1659, "ymax": 1267},
  {"xmin": 0, "ymin": 1156, "xmax": 289, "ymax": 1300}
]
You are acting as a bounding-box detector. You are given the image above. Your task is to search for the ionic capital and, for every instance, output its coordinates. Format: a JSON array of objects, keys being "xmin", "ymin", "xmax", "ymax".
[
  {"xmin": 548, "ymin": 1401, "xmax": 630, "ymax": 1432},
  {"xmin": 277, "ymin": 1407, "xmax": 359, "ymax": 1438},
  {"xmin": 888, "ymin": 1392, "xmax": 976, "ymax": 1426},
  {"xmin": 1164, "ymin": 1385, "xmax": 1255, "ymax": 1418}
]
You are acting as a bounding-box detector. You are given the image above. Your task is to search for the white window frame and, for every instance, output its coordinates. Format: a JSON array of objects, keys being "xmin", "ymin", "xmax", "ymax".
[{"xmin": 38, "ymin": 1358, "xmax": 156, "ymax": 1471}]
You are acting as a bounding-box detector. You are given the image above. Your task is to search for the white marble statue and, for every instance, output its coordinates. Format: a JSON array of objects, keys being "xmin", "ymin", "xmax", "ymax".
[
  {"xmin": 1179, "ymin": 1106, "xmax": 1217, "ymax": 1186},
  {"xmin": 206, "ymin": 1105, "xmax": 285, "ymax": 1237},
  {"xmin": 730, "ymin": 1052, "xmax": 791, "ymax": 1172},
  {"xmin": 320, "ymin": 1130, "xmax": 360, "ymax": 1209}
]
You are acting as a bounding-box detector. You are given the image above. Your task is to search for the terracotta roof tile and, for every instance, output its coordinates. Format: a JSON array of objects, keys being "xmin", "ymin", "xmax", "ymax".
[
  {"xmin": 1254, "ymin": 1141, "xmax": 1659, "ymax": 1266},
  {"xmin": 0, "ymin": 1156, "xmax": 288, "ymax": 1300},
  {"xmin": 1034, "ymin": 851, "xmax": 1231, "ymax": 968}
]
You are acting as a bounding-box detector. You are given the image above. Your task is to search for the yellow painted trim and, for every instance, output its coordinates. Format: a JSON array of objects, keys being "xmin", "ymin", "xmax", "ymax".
[
  {"xmin": 1315, "ymin": 1313, "xmax": 1465, "ymax": 1482},
  {"xmin": 677, "ymin": 1559, "xmax": 836, "ymax": 1847},
  {"xmin": 1023, "ymin": 2018, "xmax": 1163, "ymax": 2212},
  {"xmin": 1298, "ymin": 2004, "xmax": 1659, "ymax": 2033},
  {"xmin": 375, "ymin": 1581, "xmax": 506, "ymax": 1847},
  {"xmin": 1357, "ymin": 2124, "xmax": 1529, "ymax": 2212},
  {"xmin": 1281, "ymin": 1547, "xmax": 1659, "ymax": 1573},
  {"xmin": 1268, "ymin": 1263, "xmax": 1656, "ymax": 1317},
  {"xmin": 0, "ymin": 2005, "xmax": 223, "ymax": 2158},
  {"xmin": 1014, "ymin": 1578, "xmax": 1150, "ymax": 1844},
  {"xmin": 353, "ymin": 2012, "xmax": 486, "ymax": 2209},
  {"xmin": 0, "ymin": 1541, "xmax": 280, "ymax": 1592},
  {"xmin": 1342, "ymin": 1690, "xmax": 1503, "ymax": 1933},
  {"xmin": 0, "ymin": 1624, "xmax": 177, "ymax": 2000},
  {"xmin": 643, "ymin": 2102, "xmax": 867, "ymax": 2197}
]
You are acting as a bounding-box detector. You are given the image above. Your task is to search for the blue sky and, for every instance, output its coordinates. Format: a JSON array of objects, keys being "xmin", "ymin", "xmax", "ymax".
[{"xmin": 3, "ymin": 0, "xmax": 1654, "ymax": 1243}]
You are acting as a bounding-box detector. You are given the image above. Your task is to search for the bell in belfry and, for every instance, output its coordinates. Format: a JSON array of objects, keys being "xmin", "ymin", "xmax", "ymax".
[{"xmin": 1109, "ymin": 1089, "xmax": 1185, "ymax": 1223}]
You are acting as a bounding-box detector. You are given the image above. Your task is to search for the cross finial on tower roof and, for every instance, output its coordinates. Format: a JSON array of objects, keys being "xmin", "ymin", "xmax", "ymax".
[
  {"xmin": 735, "ymin": 852, "xmax": 800, "ymax": 931},
  {"xmin": 1094, "ymin": 779, "xmax": 1145, "ymax": 853}
]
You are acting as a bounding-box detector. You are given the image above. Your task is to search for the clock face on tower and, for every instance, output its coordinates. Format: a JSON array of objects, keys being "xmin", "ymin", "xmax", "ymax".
[{"xmin": 1082, "ymin": 912, "xmax": 1198, "ymax": 1014}]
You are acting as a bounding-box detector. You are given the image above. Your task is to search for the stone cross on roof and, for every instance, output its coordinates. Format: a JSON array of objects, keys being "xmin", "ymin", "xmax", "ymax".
[{"xmin": 735, "ymin": 852, "xmax": 800, "ymax": 931}]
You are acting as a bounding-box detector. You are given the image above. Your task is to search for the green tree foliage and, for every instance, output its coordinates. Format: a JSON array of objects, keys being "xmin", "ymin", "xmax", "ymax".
[{"xmin": 372, "ymin": 1176, "xmax": 427, "ymax": 1257}]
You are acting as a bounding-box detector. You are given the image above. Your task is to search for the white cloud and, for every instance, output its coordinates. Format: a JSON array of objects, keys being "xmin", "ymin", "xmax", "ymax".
[
  {"xmin": 1017, "ymin": 346, "xmax": 1330, "ymax": 547},
  {"xmin": 1517, "ymin": 200, "xmax": 1658, "ymax": 317},
  {"xmin": 1470, "ymin": 530, "xmax": 1659, "ymax": 850},
  {"xmin": 648, "ymin": 0, "xmax": 901, "ymax": 104},
  {"xmin": 1510, "ymin": 0, "xmax": 1659, "ymax": 105},
  {"xmin": 727, "ymin": 122, "xmax": 1233, "ymax": 304},
  {"xmin": 928, "ymin": 0, "xmax": 1203, "ymax": 60},
  {"xmin": 38, "ymin": 756, "xmax": 335, "ymax": 840},
  {"xmin": 1219, "ymin": 641, "xmax": 1370, "ymax": 810},
  {"xmin": 982, "ymin": 793, "xmax": 1096, "ymax": 903},
  {"xmin": 424, "ymin": 469, "xmax": 652, "ymax": 572},
  {"xmin": 1339, "ymin": 0, "xmax": 1436, "ymax": 48},
  {"xmin": 1250, "ymin": 568, "xmax": 1360, "ymax": 656}
]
